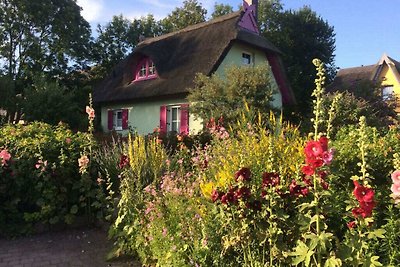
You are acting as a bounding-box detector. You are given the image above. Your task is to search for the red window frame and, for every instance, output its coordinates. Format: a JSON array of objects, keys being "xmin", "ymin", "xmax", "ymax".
[{"xmin": 134, "ymin": 58, "xmax": 157, "ymax": 81}]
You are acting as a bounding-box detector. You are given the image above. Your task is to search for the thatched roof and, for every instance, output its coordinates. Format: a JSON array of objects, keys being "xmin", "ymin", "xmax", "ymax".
[
  {"xmin": 328, "ymin": 54, "xmax": 400, "ymax": 92},
  {"xmin": 93, "ymin": 10, "xmax": 294, "ymax": 105}
]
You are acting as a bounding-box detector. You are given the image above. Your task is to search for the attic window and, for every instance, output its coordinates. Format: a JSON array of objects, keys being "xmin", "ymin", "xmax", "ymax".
[
  {"xmin": 134, "ymin": 58, "xmax": 157, "ymax": 81},
  {"xmin": 242, "ymin": 52, "xmax": 252, "ymax": 65}
]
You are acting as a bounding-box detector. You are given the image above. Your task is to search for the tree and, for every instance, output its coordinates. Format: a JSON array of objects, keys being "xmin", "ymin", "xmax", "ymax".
[
  {"xmin": 211, "ymin": 3, "xmax": 234, "ymax": 19},
  {"xmin": 160, "ymin": 0, "xmax": 207, "ymax": 33},
  {"xmin": 0, "ymin": 0, "xmax": 92, "ymax": 122},
  {"xmin": 22, "ymin": 76, "xmax": 83, "ymax": 128},
  {"xmin": 93, "ymin": 14, "xmax": 161, "ymax": 78},
  {"xmin": 188, "ymin": 64, "xmax": 278, "ymax": 124},
  {"xmin": 0, "ymin": 0, "xmax": 91, "ymax": 79},
  {"xmin": 259, "ymin": 1, "xmax": 336, "ymax": 116}
]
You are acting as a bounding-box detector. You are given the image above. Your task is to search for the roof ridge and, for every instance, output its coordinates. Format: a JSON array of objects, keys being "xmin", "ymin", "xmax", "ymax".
[
  {"xmin": 338, "ymin": 64, "xmax": 376, "ymax": 71},
  {"xmin": 137, "ymin": 11, "xmax": 242, "ymax": 46}
]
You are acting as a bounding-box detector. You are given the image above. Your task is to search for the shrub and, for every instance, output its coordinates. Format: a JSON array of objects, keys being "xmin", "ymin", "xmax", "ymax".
[{"xmin": 0, "ymin": 122, "xmax": 103, "ymax": 236}]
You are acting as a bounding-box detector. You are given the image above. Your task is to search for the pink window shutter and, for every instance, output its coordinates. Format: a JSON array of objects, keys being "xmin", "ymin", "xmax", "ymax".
[
  {"xmin": 160, "ymin": 105, "xmax": 167, "ymax": 133},
  {"xmin": 122, "ymin": 109, "xmax": 129, "ymax": 130},
  {"xmin": 107, "ymin": 110, "xmax": 113, "ymax": 130},
  {"xmin": 180, "ymin": 104, "xmax": 189, "ymax": 134}
]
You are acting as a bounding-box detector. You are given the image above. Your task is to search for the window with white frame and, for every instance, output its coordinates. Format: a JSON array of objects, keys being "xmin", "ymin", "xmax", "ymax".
[
  {"xmin": 113, "ymin": 110, "xmax": 123, "ymax": 130},
  {"xmin": 382, "ymin": 85, "xmax": 394, "ymax": 101},
  {"xmin": 167, "ymin": 106, "xmax": 181, "ymax": 133},
  {"xmin": 242, "ymin": 52, "xmax": 252, "ymax": 65}
]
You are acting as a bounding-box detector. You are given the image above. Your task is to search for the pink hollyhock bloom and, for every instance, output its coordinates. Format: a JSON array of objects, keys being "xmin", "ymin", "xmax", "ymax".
[
  {"xmin": 391, "ymin": 170, "xmax": 400, "ymax": 184},
  {"xmin": 85, "ymin": 106, "xmax": 95, "ymax": 119},
  {"xmin": 304, "ymin": 140, "xmax": 323, "ymax": 158},
  {"xmin": 322, "ymin": 150, "xmax": 334, "ymax": 165},
  {"xmin": 0, "ymin": 149, "xmax": 11, "ymax": 166},
  {"xmin": 65, "ymin": 137, "xmax": 72, "ymax": 144},
  {"xmin": 391, "ymin": 183, "xmax": 400, "ymax": 195}
]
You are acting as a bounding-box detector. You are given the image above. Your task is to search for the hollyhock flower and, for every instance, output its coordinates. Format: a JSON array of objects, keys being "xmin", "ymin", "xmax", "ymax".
[
  {"xmin": 306, "ymin": 158, "xmax": 324, "ymax": 168},
  {"xmin": 65, "ymin": 137, "xmax": 72, "ymax": 144},
  {"xmin": 347, "ymin": 221, "xmax": 357, "ymax": 229},
  {"xmin": 320, "ymin": 179, "xmax": 329, "ymax": 190},
  {"xmin": 319, "ymin": 136, "xmax": 329, "ymax": 151},
  {"xmin": 304, "ymin": 140, "xmax": 323, "ymax": 158},
  {"xmin": 359, "ymin": 201, "xmax": 375, "ymax": 217},
  {"xmin": 303, "ymin": 177, "xmax": 312, "ymax": 186},
  {"xmin": 235, "ymin": 167, "xmax": 251, "ymax": 182},
  {"xmin": 118, "ymin": 154, "xmax": 129, "ymax": 169},
  {"xmin": 391, "ymin": 170, "xmax": 400, "ymax": 184},
  {"xmin": 234, "ymin": 187, "xmax": 251, "ymax": 200},
  {"xmin": 300, "ymin": 187, "xmax": 309, "ymax": 197},
  {"xmin": 322, "ymin": 150, "xmax": 334, "ymax": 165},
  {"xmin": 0, "ymin": 149, "xmax": 11, "ymax": 166},
  {"xmin": 85, "ymin": 106, "xmax": 95, "ymax": 119},
  {"xmin": 211, "ymin": 189, "xmax": 222, "ymax": 202},
  {"xmin": 318, "ymin": 170, "xmax": 328, "ymax": 179},
  {"xmin": 78, "ymin": 155, "xmax": 89, "ymax": 173},
  {"xmin": 301, "ymin": 165, "xmax": 315, "ymax": 176},
  {"xmin": 391, "ymin": 183, "xmax": 400, "ymax": 195},
  {"xmin": 262, "ymin": 172, "xmax": 280, "ymax": 187},
  {"xmin": 176, "ymin": 134, "xmax": 183, "ymax": 142},
  {"xmin": 353, "ymin": 181, "xmax": 374, "ymax": 203}
]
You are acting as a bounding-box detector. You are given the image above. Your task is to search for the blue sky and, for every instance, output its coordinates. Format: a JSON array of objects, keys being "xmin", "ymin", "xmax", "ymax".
[{"xmin": 76, "ymin": 0, "xmax": 399, "ymax": 69}]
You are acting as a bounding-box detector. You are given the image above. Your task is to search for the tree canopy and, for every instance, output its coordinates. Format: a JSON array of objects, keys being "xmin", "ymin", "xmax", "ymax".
[
  {"xmin": 188, "ymin": 64, "xmax": 278, "ymax": 124},
  {"xmin": 259, "ymin": 1, "xmax": 336, "ymax": 116}
]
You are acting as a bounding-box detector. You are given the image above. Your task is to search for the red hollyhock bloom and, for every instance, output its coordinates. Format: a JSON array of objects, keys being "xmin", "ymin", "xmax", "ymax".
[
  {"xmin": 303, "ymin": 177, "xmax": 312, "ymax": 186},
  {"xmin": 318, "ymin": 170, "xmax": 328, "ymax": 179},
  {"xmin": 302, "ymin": 165, "xmax": 315, "ymax": 176},
  {"xmin": 347, "ymin": 221, "xmax": 357, "ymax": 229},
  {"xmin": 320, "ymin": 179, "xmax": 329, "ymax": 190},
  {"xmin": 262, "ymin": 172, "xmax": 280, "ymax": 187},
  {"xmin": 306, "ymin": 158, "xmax": 324, "ymax": 168},
  {"xmin": 234, "ymin": 187, "xmax": 251, "ymax": 200},
  {"xmin": 319, "ymin": 136, "xmax": 329, "ymax": 151},
  {"xmin": 359, "ymin": 201, "xmax": 375, "ymax": 217},
  {"xmin": 211, "ymin": 189, "xmax": 222, "ymax": 202},
  {"xmin": 353, "ymin": 181, "xmax": 374, "ymax": 203},
  {"xmin": 300, "ymin": 187, "xmax": 309, "ymax": 197},
  {"xmin": 304, "ymin": 140, "xmax": 323, "ymax": 158},
  {"xmin": 235, "ymin": 167, "xmax": 251, "ymax": 182}
]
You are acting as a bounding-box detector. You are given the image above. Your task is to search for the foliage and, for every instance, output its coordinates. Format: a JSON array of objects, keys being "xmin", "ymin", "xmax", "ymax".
[
  {"xmin": 22, "ymin": 76, "xmax": 84, "ymax": 129},
  {"xmin": 211, "ymin": 3, "xmax": 234, "ymax": 19},
  {"xmin": 260, "ymin": 1, "xmax": 336, "ymax": 116},
  {"xmin": 0, "ymin": 0, "xmax": 92, "ymax": 122},
  {"xmin": 188, "ymin": 64, "xmax": 278, "ymax": 124},
  {"xmin": 160, "ymin": 0, "xmax": 207, "ymax": 33},
  {"xmin": 0, "ymin": 122, "xmax": 97, "ymax": 236}
]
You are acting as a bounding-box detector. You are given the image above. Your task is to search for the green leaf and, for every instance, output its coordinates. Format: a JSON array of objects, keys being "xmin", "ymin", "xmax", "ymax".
[
  {"xmin": 70, "ymin": 205, "xmax": 78, "ymax": 214},
  {"xmin": 324, "ymin": 256, "xmax": 342, "ymax": 267}
]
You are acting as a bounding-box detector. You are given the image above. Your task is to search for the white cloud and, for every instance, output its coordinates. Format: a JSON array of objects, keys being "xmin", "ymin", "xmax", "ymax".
[{"xmin": 77, "ymin": 0, "xmax": 105, "ymax": 22}]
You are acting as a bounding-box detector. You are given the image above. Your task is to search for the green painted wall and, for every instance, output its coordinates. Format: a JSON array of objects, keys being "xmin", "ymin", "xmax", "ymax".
[
  {"xmin": 216, "ymin": 42, "xmax": 282, "ymax": 108},
  {"xmin": 101, "ymin": 98, "xmax": 203, "ymax": 135}
]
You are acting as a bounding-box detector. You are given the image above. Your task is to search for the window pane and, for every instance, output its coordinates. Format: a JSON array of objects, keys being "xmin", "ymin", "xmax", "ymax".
[
  {"xmin": 172, "ymin": 107, "xmax": 178, "ymax": 121},
  {"xmin": 139, "ymin": 63, "xmax": 146, "ymax": 77},
  {"xmin": 382, "ymin": 86, "xmax": 394, "ymax": 100},
  {"xmin": 242, "ymin": 53, "xmax": 251, "ymax": 65},
  {"xmin": 149, "ymin": 61, "xmax": 155, "ymax": 75}
]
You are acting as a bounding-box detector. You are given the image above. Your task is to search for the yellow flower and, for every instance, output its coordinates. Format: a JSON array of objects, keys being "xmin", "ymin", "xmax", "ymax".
[{"xmin": 200, "ymin": 181, "xmax": 215, "ymax": 198}]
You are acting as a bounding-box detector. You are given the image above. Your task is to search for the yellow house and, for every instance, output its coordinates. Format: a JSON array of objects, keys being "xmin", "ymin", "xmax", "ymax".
[{"xmin": 328, "ymin": 53, "xmax": 400, "ymax": 107}]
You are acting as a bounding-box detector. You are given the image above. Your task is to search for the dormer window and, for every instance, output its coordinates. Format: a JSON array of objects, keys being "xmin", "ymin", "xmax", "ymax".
[{"xmin": 134, "ymin": 58, "xmax": 157, "ymax": 81}]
